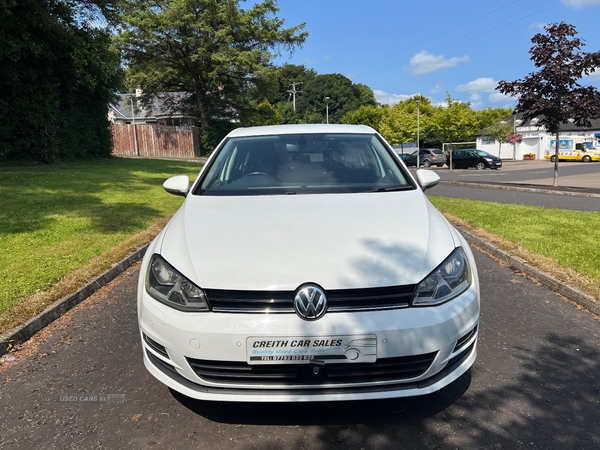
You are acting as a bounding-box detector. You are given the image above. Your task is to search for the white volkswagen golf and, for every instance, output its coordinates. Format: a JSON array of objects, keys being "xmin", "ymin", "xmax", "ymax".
[{"xmin": 137, "ymin": 124, "xmax": 480, "ymax": 402}]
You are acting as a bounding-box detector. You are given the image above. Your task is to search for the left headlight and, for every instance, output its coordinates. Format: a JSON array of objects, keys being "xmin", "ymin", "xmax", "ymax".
[
  {"xmin": 412, "ymin": 247, "xmax": 471, "ymax": 306},
  {"xmin": 146, "ymin": 254, "xmax": 209, "ymax": 312}
]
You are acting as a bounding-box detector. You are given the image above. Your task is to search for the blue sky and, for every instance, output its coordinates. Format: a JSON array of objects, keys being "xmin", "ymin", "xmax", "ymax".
[{"xmin": 268, "ymin": 0, "xmax": 600, "ymax": 109}]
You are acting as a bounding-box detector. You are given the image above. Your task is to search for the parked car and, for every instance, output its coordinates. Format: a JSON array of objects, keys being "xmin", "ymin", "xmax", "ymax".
[
  {"xmin": 138, "ymin": 124, "xmax": 480, "ymax": 402},
  {"xmin": 447, "ymin": 149, "xmax": 502, "ymax": 170},
  {"xmin": 404, "ymin": 149, "xmax": 446, "ymax": 167}
]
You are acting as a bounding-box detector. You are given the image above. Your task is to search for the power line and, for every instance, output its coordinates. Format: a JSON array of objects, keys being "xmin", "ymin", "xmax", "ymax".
[{"xmin": 351, "ymin": 0, "xmax": 561, "ymax": 81}]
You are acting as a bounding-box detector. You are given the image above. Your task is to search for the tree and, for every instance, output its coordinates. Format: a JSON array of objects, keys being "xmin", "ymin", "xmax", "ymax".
[
  {"xmin": 474, "ymin": 107, "xmax": 515, "ymax": 133},
  {"xmin": 270, "ymin": 63, "xmax": 317, "ymax": 106},
  {"xmin": 296, "ymin": 73, "xmax": 377, "ymax": 123},
  {"xmin": 428, "ymin": 93, "xmax": 481, "ymax": 169},
  {"xmin": 481, "ymin": 121, "xmax": 514, "ymax": 156},
  {"xmin": 0, "ymin": 0, "xmax": 123, "ymax": 162},
  {"xmin": 252, "ymin": 99, "xmax": 282, "ymax": 126},
  {"xmin": 377, "ymin": 96, "xmax": 435, "ymax": 153},
  {"xmin": 341, "ymin": 105, "xmax": 386, "ymax": 131},
  {"xmin": 497, "ymin": 22, "xmax": 600, "ymax": 186},
  {"xmin": 116, "ymin": 0, "xmax": 307, "ymax": 152}
]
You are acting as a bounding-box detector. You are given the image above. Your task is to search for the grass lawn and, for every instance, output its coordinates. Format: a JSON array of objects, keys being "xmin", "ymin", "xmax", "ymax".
[
  {"xmin": 429, "ymin": 196, "xmax": 600, "ymax": 300},
  {"xmin": 2, "ymin": 160, "xmax": 598, "ymax": 333},
  {"xmin": 0, "ymin": 158, "xmax": 202, "ymax": 332}
]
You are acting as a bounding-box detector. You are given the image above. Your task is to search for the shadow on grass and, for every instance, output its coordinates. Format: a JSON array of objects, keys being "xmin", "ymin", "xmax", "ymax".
[{"xmin": 0, "ymin": 159, "xmax": 200, "ymax": 235}]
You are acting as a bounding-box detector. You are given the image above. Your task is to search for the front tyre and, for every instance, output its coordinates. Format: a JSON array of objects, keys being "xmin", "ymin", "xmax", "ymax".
[
  {"xmin": 476, "ymin": 162, "xmax": 486, "ymax": 170},
  {"xmin": 550, "ymin": 155, "xmax": 557, "ymax": 163},
  {"xmin": 582, "ymin": 155, "xmax": 592, "ymax": 162}
]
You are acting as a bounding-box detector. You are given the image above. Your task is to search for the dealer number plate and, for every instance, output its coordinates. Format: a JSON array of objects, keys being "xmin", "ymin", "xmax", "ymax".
[{"xmin": 246, "ymin": 334, "xmax": 377, "ymax": 365}]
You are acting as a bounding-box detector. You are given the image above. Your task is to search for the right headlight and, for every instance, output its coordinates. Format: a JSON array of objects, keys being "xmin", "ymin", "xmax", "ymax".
[
  {"xmin": 412, "ymin": 247, "xmax": 471, "ymax": 306},
  {"xmin": 146, "ymin": 254, "xmax": 209, "ymax": 312}
]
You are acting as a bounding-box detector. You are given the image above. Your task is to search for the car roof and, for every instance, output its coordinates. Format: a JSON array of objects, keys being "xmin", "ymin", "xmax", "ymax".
[{"xmin": 226, "ymin": 124, "xmax": 377, "ymax": 138}]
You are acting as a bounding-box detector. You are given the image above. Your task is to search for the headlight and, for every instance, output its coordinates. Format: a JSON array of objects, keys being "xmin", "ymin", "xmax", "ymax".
[
  {"xmin": 146, "ymin": 254, "xmax": 209, "ymax": 311},
  {"xmin": 413, "ymin": 247, "xmax": 471, "ymax": 306},
  {"xmin": 484, "ymin": 157, "xmax": 493, "ymax": 162}
]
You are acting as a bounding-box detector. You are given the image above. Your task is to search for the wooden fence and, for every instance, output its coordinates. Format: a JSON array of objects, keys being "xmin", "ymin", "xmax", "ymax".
[{"xmin": 111, "ymin": 124, "xmax": 201, "ymax": 159}]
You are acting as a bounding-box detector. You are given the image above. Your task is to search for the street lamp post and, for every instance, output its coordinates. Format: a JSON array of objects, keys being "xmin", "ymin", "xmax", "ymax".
[
  {"xmin": 325, "ymin": 97, "xmax": 330, "ymax": 124},
  {"xmin": 416, "ymin": 98, "xmax": 421, "ymax": 168}
]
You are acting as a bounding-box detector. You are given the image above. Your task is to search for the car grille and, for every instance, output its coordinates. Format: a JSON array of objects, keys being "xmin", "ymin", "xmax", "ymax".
[
  {"xmin": 186, "ymin": 352, "xmax": 436, "ymax": 386},
  {"xmin": 204, "ymin": 284, "xmax": 416, "ymax": 313}
]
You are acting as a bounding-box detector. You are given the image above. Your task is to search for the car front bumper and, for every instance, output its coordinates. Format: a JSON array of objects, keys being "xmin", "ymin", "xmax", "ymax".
[{"xmin": 138, "ymin": 281, "xmax": 480, "ymax": 402}]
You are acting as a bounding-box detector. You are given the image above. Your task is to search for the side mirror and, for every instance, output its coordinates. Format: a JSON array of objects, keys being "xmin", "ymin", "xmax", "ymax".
[
  {"xmin": 415, "ymin": 169, "xmax": 440, "ymax": 192},
  {"xmin": 163, "ymin": 175, "xmax": 190, "ymax": 197}
]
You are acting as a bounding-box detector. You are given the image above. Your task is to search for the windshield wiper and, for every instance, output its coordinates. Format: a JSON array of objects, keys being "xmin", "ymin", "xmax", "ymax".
[{"xmin": 371, "ymin": 186, "xmax": 412, "ymax": 192}]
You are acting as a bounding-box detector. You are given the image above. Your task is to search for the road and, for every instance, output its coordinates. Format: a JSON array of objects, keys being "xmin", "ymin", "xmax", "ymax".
[
  {"xmin": 427, "ymin": 183, "xmax": 600, "ymax": 212},
  {"xmin": 437, "ymin": 159, "xmax": 600, "ymax": 188},
  {"xmin": 419, "ymin": 160, "xmax": 600, "ymax": 212},
  {"xmin": 1, "ymin": 250, "xmax": 600, "ymax": 449}
]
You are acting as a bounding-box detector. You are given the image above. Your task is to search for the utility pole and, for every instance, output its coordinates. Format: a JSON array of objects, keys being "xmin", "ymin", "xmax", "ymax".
[{"xmin": 287, "ymin": 82, "xmax": 302, "ymax": 112}]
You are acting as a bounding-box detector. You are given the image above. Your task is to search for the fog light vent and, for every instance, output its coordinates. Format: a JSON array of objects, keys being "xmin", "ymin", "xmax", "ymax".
[
  {"xmin": 144, "ymin": 333, "xmax": 170, "ymax": 359},
  {"xmin": 454, "ymin": 325, "xmax": 477, "ymax": 352}
]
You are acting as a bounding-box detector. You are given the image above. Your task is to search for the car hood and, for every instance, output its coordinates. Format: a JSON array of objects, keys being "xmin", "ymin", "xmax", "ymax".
[{"xmin": 158, "ymin": 191, "xmax": 457, "ymax": 290}]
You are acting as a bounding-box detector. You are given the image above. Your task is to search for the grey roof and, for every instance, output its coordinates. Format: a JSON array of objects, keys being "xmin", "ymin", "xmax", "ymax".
[
  {"xmin": 513, "ymin": 113, "xmax": 600, "ymax": 132},
  {"xmin": 109, "ymin": 92, "xmax": 191, "ymax": 121}
]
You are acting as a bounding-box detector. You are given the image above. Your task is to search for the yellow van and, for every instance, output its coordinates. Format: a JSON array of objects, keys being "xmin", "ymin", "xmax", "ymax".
[{"xmin": 544, "ymin": 139, "xmax": 600, "ymax": 162}]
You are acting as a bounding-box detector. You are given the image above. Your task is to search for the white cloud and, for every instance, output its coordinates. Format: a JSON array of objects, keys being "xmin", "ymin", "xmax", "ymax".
[
  {"xmin": 528, "ymin": 22, "xmax": 547, "ymax": 30},
  {"xmin": 488, "ymin": 91, "xmax": 516, "ymax": 103},
  {"xmin": 430, "ymin": 84, "xmax": 443, "ymax": 94},
  {"xmin": 373, "ymin": 90, "xmax": 413, "ymax": 105},
  {"xmin": 409, "ymin": 51, "xmax": 470, "ymax": 75},
  {"xmin": 469, "ymin": 93, "xmax": 483, "ymax": 109},
  {"xmin": 456, "ymin": 77, "xmax": 497, "ymax": 93},
  {"xmin": 561, "ymin": 0, "xmax": 600, "ymax": 9},
  {"xmin": 583, "ymin": 69, "xmax": 600, "ymax": 82}
]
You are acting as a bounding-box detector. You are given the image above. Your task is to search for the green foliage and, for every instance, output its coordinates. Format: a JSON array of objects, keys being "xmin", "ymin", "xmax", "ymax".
[
  {"xmin": 116, "ymin": 0, "xmax": 308, "ymax": 152},
  {"xmin": 0, "ymin": 158, "xmax": 202, "ymax": 317},
  {"xmin": 252, "ymin": 99, "xmax": 283, "ymax": 126},
  {"xmin": 379, "ymin": 96, "xmax": 433, "ymax": 146},
  {"xmin": 474, "ymin": 107, "xmax": 515, "ymax": 131},
  {"xmin": 0, "ymin": 0, "xmax": 124, "ymax": 162},
  {"xmin": 429, "ymin": 93, "xmax": 479, "ymax": 145},
  {"xmin": 481, "ymin": 120, "xmax": 514, "ymax": 156},
  {"xmin": 296, "ymin": 73, "xmax": 378, "ymax": 123},
  {"xmin": 264, "ymin": 63, "xmax": 317, "ymax": 106},
  {"xmin": 341, "ymin": 105, "xmax": 386, "ymax": 130},
  {"xmin": 429, "ymin": 196, "xmax": 600, "ymax": 282}
]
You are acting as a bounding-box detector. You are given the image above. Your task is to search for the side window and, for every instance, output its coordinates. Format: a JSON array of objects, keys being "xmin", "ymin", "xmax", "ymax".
[{"xmin": 455, "ymin": 151, "xmax": 464, "ymax": 158}]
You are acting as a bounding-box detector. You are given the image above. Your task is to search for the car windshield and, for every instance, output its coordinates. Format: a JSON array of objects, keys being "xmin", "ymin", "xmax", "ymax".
[
  {"xmin": 194, "ymin": 133, "xmax": 414, "ymax": 196},
  {"xmin": 473, "ymin": 150, "xmax": 489, "ymax": 157}
]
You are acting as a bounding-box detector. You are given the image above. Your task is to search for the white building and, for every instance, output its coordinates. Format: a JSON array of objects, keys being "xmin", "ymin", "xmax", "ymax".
[{"xmin": 475, "ymin": 116, "xmax": 600, "ymax": 160}]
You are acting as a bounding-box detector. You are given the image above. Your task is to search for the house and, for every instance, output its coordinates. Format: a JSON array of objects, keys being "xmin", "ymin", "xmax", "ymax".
[
  {"xmin": 476, "ymin": 114, "xmax": 600, "ymax": 160},
  {"xmin": 108, "ymin": 86, "xmax": 195, "ymax": 127}
]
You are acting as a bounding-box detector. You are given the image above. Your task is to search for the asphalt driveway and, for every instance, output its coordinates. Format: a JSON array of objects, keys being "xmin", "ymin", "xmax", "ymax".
[{"xmin": 1, "ymin": 249, "xmax": 599, "ymax": 449}]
